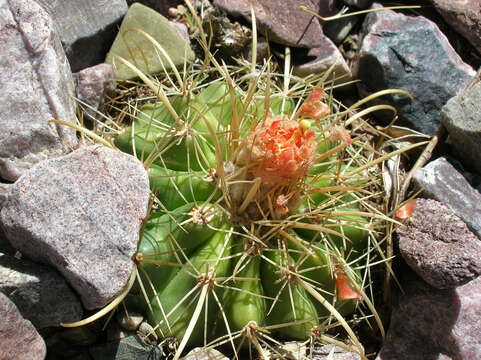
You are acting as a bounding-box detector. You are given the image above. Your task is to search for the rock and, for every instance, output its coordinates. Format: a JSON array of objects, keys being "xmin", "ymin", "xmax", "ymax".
[
  {"xmin": 0, "ymin": 252, "xmax": 83, "ymax": 328},
  {"xmin": 116, "ymin": 310, "xmax": 143, "ymax": 331},
  {"xmin": 396, "ymin": 199, "xmax": 481, "ymax": 289},
  {"xmin": 183, "ymin": 347, "xmax": 229, "ymax": 360},
  {"xmin": 74, "ymin": 64, "xmax": 117, "ymax": 122},
  {"xmin": 105, "ymin": 3, "xmax": 195, "ymax": 80},
  {"xmin": 0, "ymin": 145, "xmax": 150, "ymax": 309},
  {"xmin": 341, "ymin": 0, "xmax": 373, "ymax": 9},
  {"xmin": 89, "ymin": 335, "xmax": 163, "ymax": 360},
  {"xmin": 0, "ymin": 292, "xmax": 47, "ymax": 360},
  {"xmin": 0, "ymin": 226, "xmax": 15, "ymax": 254},
  {"xmin": 213, "ymin": 0, "xmax": 329, "ymax": 48},
  {"xmin": 36, "ymin": 0, "xmax": 128, "ymax": 72},
  {"xmin": 0, "ymin": 0, "xmax": 78, "ymax": 182},
  {"xmin": 0, "ymin": 183, "xmax": 10, "ymax": 209},
  {"xmin": 170, "ymin": 20, "xmax": 190, "ymax": 42},
  {"xmin": 268, "ymin": 342, "xmax": 307, "ymax": 359},
  {"xmin": 126, "ymin": 0, "xmax": 184, "ymax": 17},
  {"xmin": 312, "ymin": 344, "xmax": 362, "ymax": 360},
  {"xmin": 376, "ymin": 276, "xmax": 481, "ymax": 360},
  {"xmin": 429, "ymin": 0, "xmax": 481, "ymax": 54},
  {"xmin": 413, "ymin": 157, "xmax": 481, "ymax": 239},
  {"xmin": 293, "ymin": 42, "xmax": 352, "ymax": 82},
  {"xmin": 442, "ymin": 71, "xmax": 481, "ymax": 174},
  {"xmin": 356, "ymin": 4, "xmax": 475, "ymax": 135},
  {"xmin": 106, "ymin": 322, "xmax": 133, "ymax": 341},
  {"xmin": 323, "ymin": 15, "xmax": 360, "ymax": 45}
]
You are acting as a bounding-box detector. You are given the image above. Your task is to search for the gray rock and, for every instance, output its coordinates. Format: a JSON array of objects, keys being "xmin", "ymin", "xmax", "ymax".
[
  {"xmin": 0, "ymin": 183, "xmax": 11, "ymax": 209},
  {"xmin": 213, "ymin": 0, "xmax": 328, "ymax": 48},
  {"xmin": 0, "ymin": 292, "xmax": 47, "ymax": 360},
  {"xmin": 442, "ymin": 71, "xmax": 481, "ymax": 174},
  {"xmin": 89, "ymin": 335, "xmax": 163, "ymax": 360},
  {"xmin": 396, "ymin": 199, "xmax": 481, "ymax": 289},
  {"xmin": 74, "ymin": 63, "xmax": 116, "ymax": 122},
  {"xmin": 293, "ymin": 42, "xmax": 352, "ymax": 82},
  {"xmin": 356, "ymin": 4, "xmax": 475, "ymax": 135},
  {"xmin": 413, "ymin": 157, "xmax": 481, "ymax": 239},
  {"xmin": 0, "ymin": 226, "xmax": 14, "ymax": 254},
  {"xmin": 323, "ymin": 15, "xmax": 360, "ymax": 45},
  {"xmin": 36, "ymin": 0, "xmax": 129, "ymax": 72},
  {"xmin": 105, "ymin": 3, "xmax": 195, "ymax": 80},
  {"xmin": 429, "ymin": 0, "xmax": 481, "ymax": 54},
  {"xmin": 0, "ymin": 0, "xmax": 78, "ymax": 182},
  {"xmin": 313, "ymin": 344, "xmax": 361, "ymax": 360},
  {"xmin": 183, "ymin": 348, "xmax": 229, "ymax": 360},
  {"xmin": 0, "ymin": 145, "xmax": 150, "ymax": 309},
  {"xmin": 0, "ymin": 252, "xmax": 83, "ymax": 328},
  {"xmin": 376, "ymin": 276, "xmax": 481, "ymax": 360}
]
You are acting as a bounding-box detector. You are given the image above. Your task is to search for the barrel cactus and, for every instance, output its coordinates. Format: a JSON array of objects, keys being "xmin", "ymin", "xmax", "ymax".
[{"xmin": 90, "ymin": 5, "xmax": 411, "ymax": 359}]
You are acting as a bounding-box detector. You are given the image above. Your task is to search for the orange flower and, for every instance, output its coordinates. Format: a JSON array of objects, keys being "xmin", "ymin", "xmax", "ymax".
[
  {"xmin": 335, "ymin": 269, "xmax": 362, "ymax": 300},
  {"xmin": 299, "ymin": 87, "xmax": 330, "ymax": 120},
  {"xmin": 239, "ymin": 116, "xmax": 317, "ymax": 184}
]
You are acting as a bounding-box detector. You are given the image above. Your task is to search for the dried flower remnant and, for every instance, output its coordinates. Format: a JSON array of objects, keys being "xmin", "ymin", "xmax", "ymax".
[
  {"xmin": 329, "ymin": 125, "xmax": 352, "ymax": 146},
  {"xmin": 236, "ymin": 116, "xmax": 317, "ymax": 184},
  {"xmin": 299, "ymin": 87, "xmax": 330, "ymax": 120},
  {"xmin": 335, "ymin": 269, "xmax": 362, "ymax": 300},
  {"xmin": 275, "ymin": 194, "xmax": 289, "ymax": 214}
]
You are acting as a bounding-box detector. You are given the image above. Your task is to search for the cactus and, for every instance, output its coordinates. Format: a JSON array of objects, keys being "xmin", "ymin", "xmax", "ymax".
[{"xmin": 93, "ymin": 4, "xmax": 415, "ymax": 359}]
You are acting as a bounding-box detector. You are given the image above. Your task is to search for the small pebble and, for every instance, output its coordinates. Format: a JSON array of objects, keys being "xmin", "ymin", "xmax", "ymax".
[{"xmin": 116, "ymin": 310, "xmax": 144, "ymax": 331}]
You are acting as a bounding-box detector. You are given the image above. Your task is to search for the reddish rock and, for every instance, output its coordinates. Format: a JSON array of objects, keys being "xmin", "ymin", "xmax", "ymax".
[
  {"xmin": 213, "ymin": 0, "xmax": 331, "ymax": 48},
  {"xmin": 377, "ymin": 276, "xmax": 481, "ymax": 360},
  {"xmin": 0, "ymin": 292, "xmax": 46, "ymax": 360},
  {"xmin": 293, "ymin": 42, "xmax": 352, "ymax": 82},
  {"xmin": 396, "ymin": 199, "xmax": 481, "ymax": 289},
  {"xmin": 0, "ymin": 146, "xmax": 150, "ymax": 309},
  {"xmin": 413, "ymin": 157, "xmax": 481, "ymax": 239},
  {"xmin": 429, "ymin": 0, "xmax": 481, "ymax": 54}
]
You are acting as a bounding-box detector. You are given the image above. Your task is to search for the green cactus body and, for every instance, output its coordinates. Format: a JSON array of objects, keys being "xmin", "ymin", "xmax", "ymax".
[
  {"xmin": 114, "ymin": 75, "xmax": 388, "ymax": 355},
  {"xmin": 114, "ymin": 98, "xmax": 217, "ymax": 171},
  {"xmin": 138, "ymin": 203, "xmax": 227, "ymax": 295},
  {"xmin": 262, "ymin": 249, "xmax": 319, "ymax": 339},
  {"xmin": 224, "ymin": 249, "xmax": 266, "ymax": 332},
  {"xmin": 148, "ymin": 227, "xmax": 232, "ymax": 343},
  {"xmin": 148, "ymin": 164, "xmax": 220, "ymax": 210}
]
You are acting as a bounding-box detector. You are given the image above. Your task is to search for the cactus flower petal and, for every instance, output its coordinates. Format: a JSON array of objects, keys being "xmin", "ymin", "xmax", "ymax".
[
  {"xmin": 299, "ymin": 87, "xmax": 330, "ymax": 120},
  {"xmin": 395, "ymin": 199, "xmax": 417, "ymax": 219},
  {"xmin": 335, "ymin": 270, "xmax": 362, "ymax": 300},
  {"xmin": 241, "ymin": 116, "xmax": 317, "ymax": 184}
]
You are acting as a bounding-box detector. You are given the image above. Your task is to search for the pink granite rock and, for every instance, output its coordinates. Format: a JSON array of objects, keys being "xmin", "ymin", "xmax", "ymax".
[
  {"xmin": 0, "ymin": 0, "xmax": 78, "ymax": 182},
  {"xmin": 74, "ymin": 63, "xmax": 116, "ymax": 122},
  {"xmin": 0, "ymin": 292, "xmax": 46, "ymax": 360},
  {"xmin": 377, "ymin": 276, "xmax": 481, "ymax": 360},
  {"xmin": 0, "ymin": 146, "xmax": 150, "ymax": 309},
  {"xmin": 213, "ymin": 0, "xmax": 330, "ymax": 48},
  {"xmin": 429, "ymin": 0, "xmax": 481, "ymax": 54}
]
